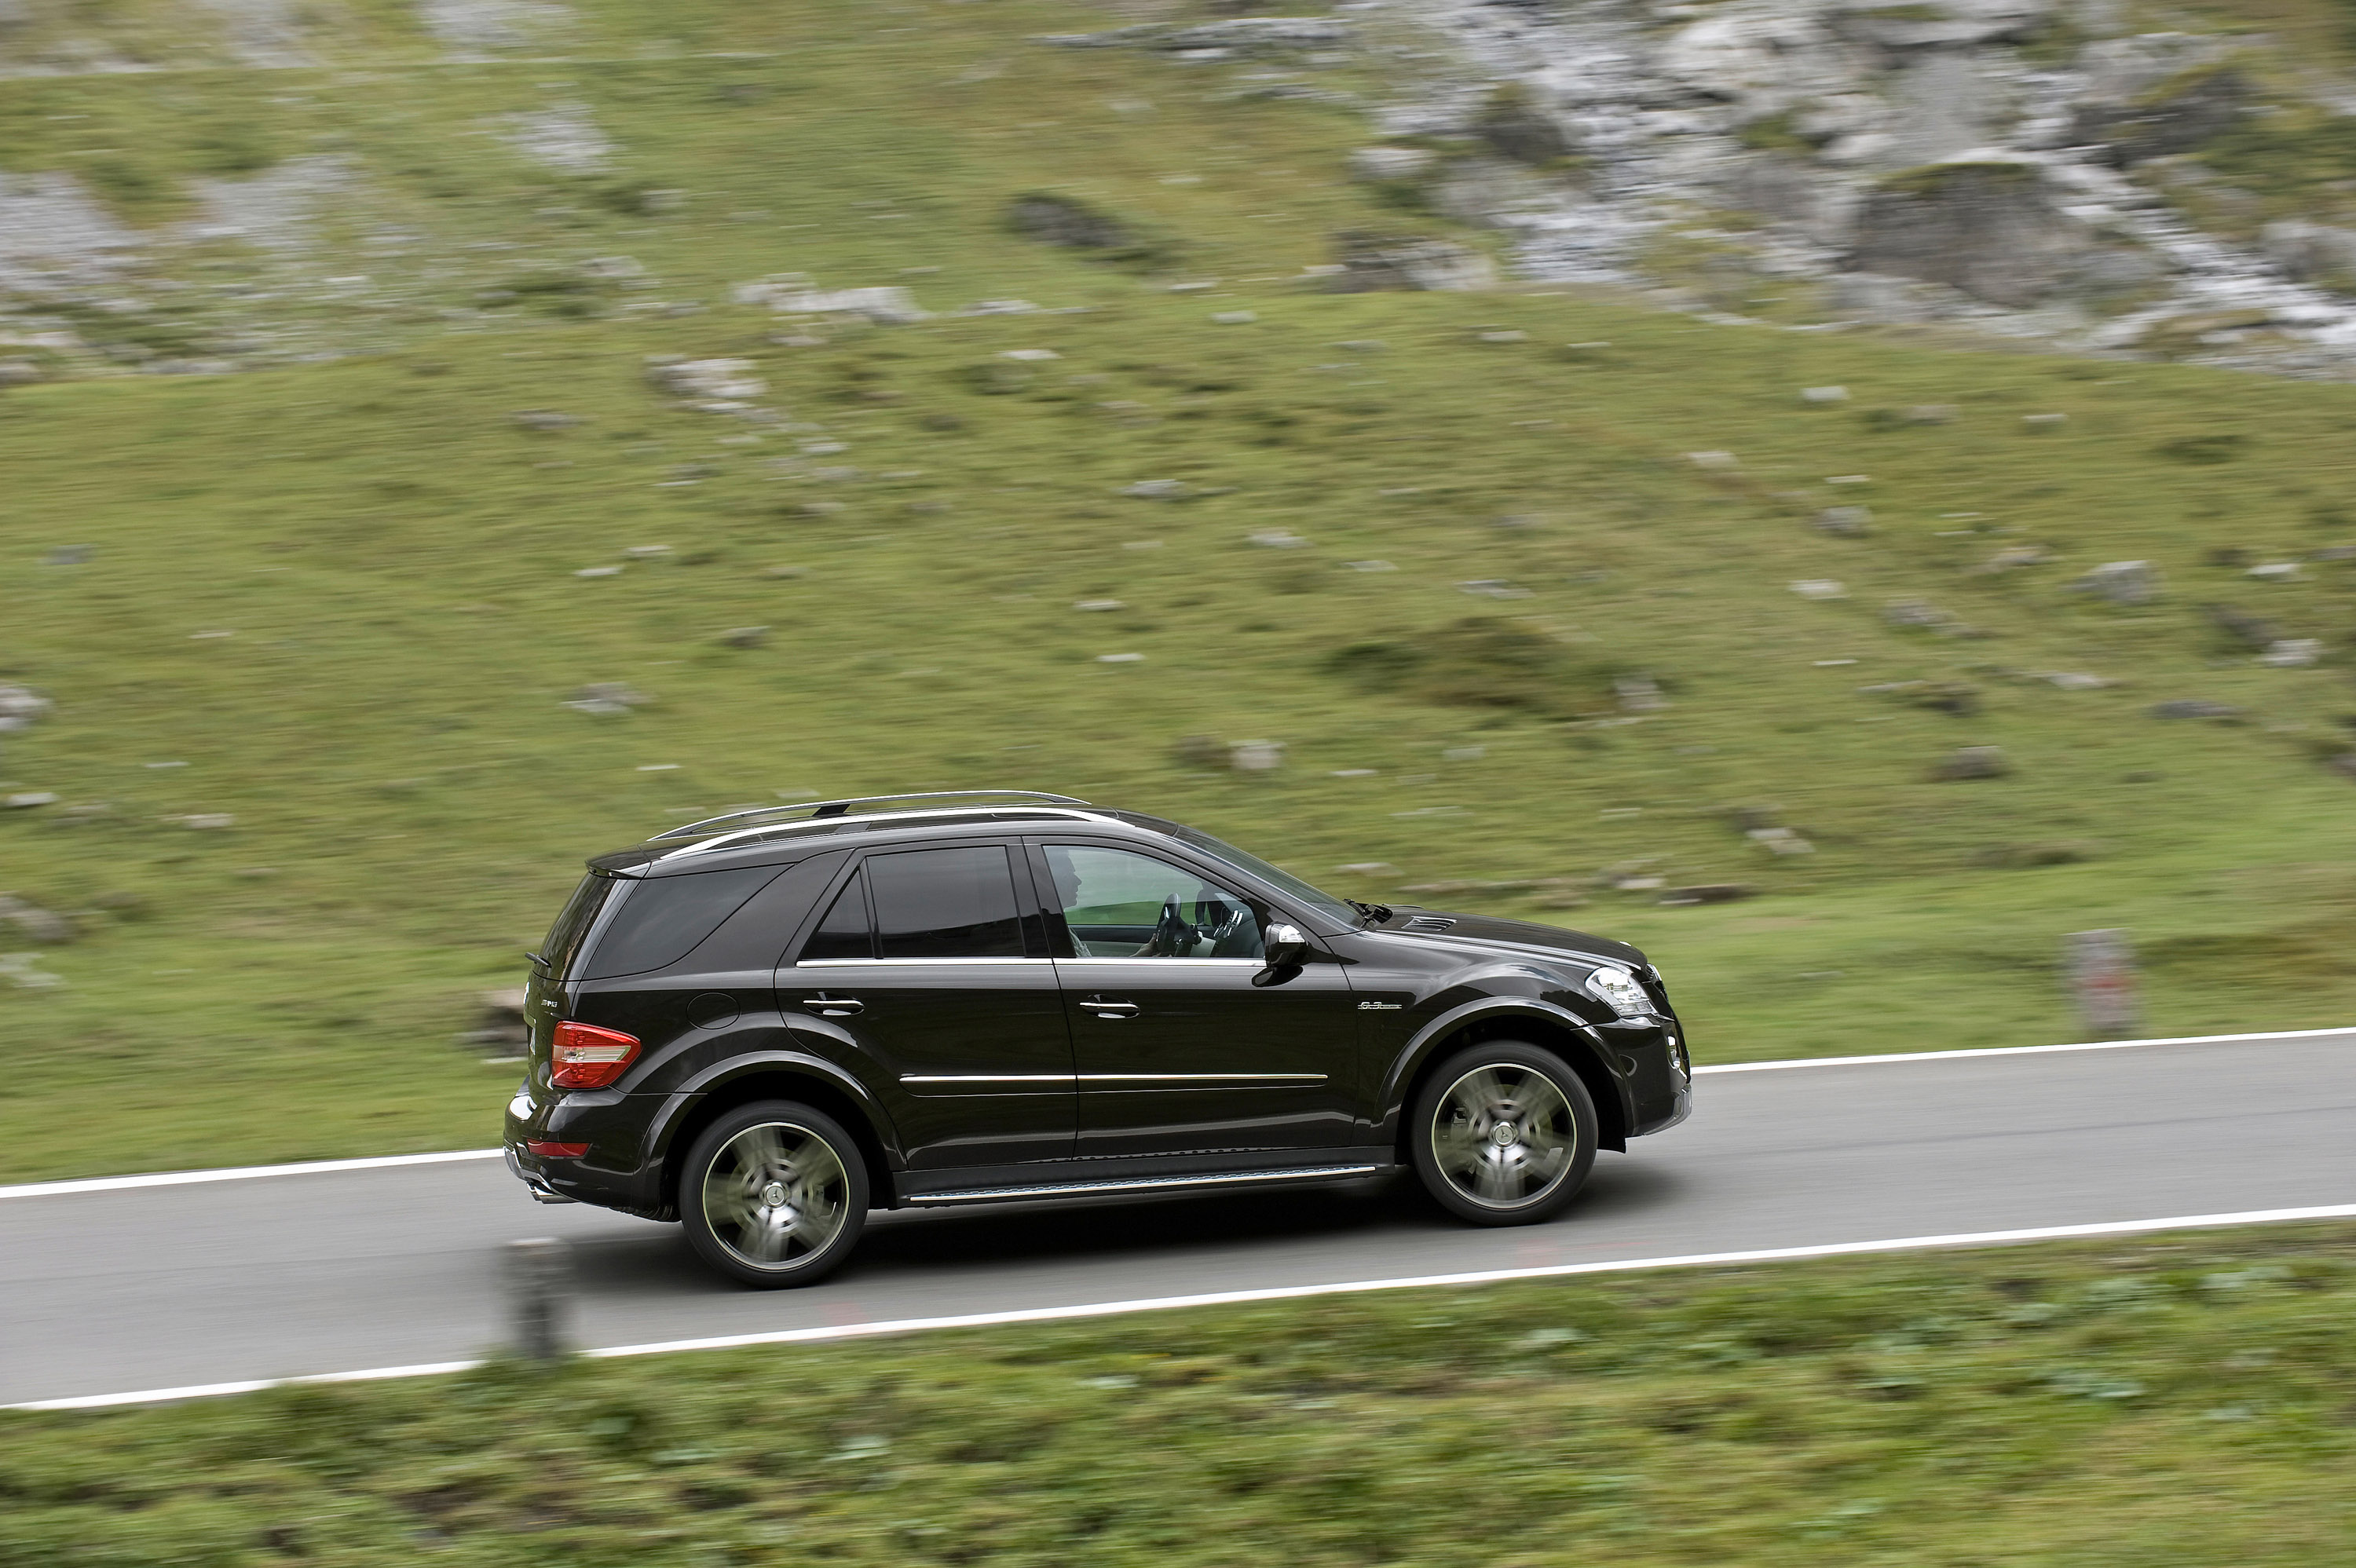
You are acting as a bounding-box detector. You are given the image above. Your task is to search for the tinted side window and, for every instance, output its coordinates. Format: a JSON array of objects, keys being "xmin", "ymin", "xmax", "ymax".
[
  {"xmin": 1044, "ymin": 845, "xmax": 1263, "ymax": 959},
  {"xmin": 799, "ymin": 868, "xmax": 874, "ymax": 962},
  {"xmin": 868, "ymin": 846, "xmax": 1026, "ymax": 959},
  {"xmin": 688, "ymin": 851, "xmax": 851, "ymax": 971},
  {"xmin": 580, "ymin": 865, "xmax": 782, "ymax": 979},
  {"xmin": 540, "ymin": 873, "xmax": 616, "ymax": 978}
]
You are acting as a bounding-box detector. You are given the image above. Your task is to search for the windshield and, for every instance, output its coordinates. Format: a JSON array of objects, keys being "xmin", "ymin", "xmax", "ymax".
[{"xmin": 1169, "ymin": 826, "xmax": 1359, "ymax": 924}]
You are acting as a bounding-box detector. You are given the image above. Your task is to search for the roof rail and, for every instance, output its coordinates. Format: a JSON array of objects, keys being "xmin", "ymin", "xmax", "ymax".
[{"xmin": 652, "ymin": 789, "xmax": 1092, "ymax": 841}]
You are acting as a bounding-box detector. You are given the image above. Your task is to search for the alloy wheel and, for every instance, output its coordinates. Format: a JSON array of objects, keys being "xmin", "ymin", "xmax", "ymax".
[
  {"xmin": 1428, "ymin": 1063, "xmax": 1578, "ymax": 1210},
  {"xmin": 701, "ymin": 1120, "xmax": 850, "ymax": 1270}
]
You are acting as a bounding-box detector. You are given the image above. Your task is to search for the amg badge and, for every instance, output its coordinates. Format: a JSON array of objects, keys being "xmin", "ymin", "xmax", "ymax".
[{"xmin": 1357, "ymin": 1000, "xmax": 1403, "ymax": 1011}]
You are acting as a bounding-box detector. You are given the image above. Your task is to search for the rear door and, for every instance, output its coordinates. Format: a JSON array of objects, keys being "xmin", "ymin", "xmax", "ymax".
[
  {"xmin": 1031, "ymin": 840, "xmax": 1361, "ymax": 1160},
  {"xmin": 784, "ymin": 842, "xmax": 1074, "ymax": 1171}
]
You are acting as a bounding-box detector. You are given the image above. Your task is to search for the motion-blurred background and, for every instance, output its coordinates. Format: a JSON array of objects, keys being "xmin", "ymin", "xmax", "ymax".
[{"xmin": 3, "ymin": 0, "xmax": 2354, "ymax": 1185}]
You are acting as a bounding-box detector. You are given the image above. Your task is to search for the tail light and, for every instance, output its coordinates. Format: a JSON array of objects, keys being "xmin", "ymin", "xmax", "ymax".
[
  {"xmin": 526, "ymin": 1141, "xmax": 591, "ymax": 1158},
  {"xmin": 550, "ymin": 1022, "xmax": 641, "ymax": 1089}
]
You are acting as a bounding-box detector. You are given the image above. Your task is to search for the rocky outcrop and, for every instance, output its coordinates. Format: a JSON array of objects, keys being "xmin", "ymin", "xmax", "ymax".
[
  {"xmin": 2264, "ymin": 222, "xmax": 2356, "ymax": 288},
  {"xmin": 1851, "ymin": 162, "xmax": 2096, "ymax": 307},
  {"xmin": 2069, "ymin": 63, "xmax": 2251, "ymax": 167},
  {"xmin": 1327, "ymin": 232, "xmax": 1497, "ymax": 292}
]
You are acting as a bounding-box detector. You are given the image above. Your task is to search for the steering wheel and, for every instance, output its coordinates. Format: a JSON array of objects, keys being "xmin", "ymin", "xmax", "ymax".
[{"xmin": 1135, "ymin": 895, "xmax": 1199, "ymax": 958}]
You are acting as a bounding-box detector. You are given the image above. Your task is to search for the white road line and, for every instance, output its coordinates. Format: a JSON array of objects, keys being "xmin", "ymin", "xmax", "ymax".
[
  {"xmin": 1692, "ymin": 1024, "xmax": 2356, "ymax": 1075},
  {"xmin": 12, "ymin": 1201, "xmax": 2355, "ymax": 1412},
  {"xmin": 3, "ymin": 1024, "xmax": 2348, "ymax": 1201},
  {"xmin": 0, "ymin": 1150, "xmax": 503, "ymax": 1201}
]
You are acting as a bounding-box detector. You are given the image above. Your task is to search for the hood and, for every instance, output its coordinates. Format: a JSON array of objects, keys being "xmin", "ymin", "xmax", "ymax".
[{"xmin": 1374, "ymin": 907, "xmax": 1648, "ymax": 970}]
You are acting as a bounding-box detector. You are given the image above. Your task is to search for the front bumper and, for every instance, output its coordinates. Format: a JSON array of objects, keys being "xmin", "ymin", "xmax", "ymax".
[{"xmin": 1593, "ymin": 1015, "xmax": 1692, "ymax": 1138}]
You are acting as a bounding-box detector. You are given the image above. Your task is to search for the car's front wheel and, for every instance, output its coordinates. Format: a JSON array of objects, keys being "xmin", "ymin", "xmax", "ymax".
[
  {"xmin": 1409, "ymin": 1041, "xmax": 1598, "ymax": 1226},
  {"xmin": 679, "ymin": 1102, "xmax": 869, "ymax": 1287}
]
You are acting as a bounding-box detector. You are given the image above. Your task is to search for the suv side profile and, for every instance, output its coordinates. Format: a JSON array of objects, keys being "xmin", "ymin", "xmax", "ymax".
[{"xmin": 505, "ymin": 791, "xmax": 1692, "ymax": 1286}]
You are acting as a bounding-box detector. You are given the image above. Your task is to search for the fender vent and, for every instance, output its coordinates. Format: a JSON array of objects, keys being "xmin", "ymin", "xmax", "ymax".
[{"xmin": 1401, "ymin": 916, "xmax": 1456, "ymax": 934}]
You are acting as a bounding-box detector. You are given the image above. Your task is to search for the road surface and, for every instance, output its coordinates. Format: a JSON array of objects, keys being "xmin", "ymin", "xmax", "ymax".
[{"xmin": 5, "ymin": 1031, "xmax": 2351, "ymax": 1407}]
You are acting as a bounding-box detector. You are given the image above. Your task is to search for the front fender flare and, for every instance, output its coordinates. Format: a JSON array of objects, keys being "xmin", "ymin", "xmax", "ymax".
[{"xmin": 1381, "ymin": 996, "xmax": 1629, "ymax": 1135}]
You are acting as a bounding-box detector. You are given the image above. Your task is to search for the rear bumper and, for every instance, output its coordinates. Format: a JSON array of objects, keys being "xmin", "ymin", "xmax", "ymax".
[{"xmin": 503, "ymin": 1087, "xmax": 674, "ymax": 1216}]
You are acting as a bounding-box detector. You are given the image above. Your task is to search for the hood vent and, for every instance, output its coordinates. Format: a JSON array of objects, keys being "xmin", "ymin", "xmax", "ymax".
[{"xmin": 1401, "ymin": 916, "xmax": 1456, "ymax": 934}]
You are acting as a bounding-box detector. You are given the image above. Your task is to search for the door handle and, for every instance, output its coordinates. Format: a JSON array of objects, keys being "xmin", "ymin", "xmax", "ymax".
[
  {"xmin": 802, "ymin": 994, "xmax": 864, "ymax": 1018},
  {"xmin": 1079, "ymin": 998, "xmax": 1139, "ymax": 1020}
]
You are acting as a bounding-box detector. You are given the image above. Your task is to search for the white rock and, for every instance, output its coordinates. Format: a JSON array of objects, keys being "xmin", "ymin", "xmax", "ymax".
[
  {"xmin": 2259, "ymin": 638, "xmax": 2321, "ymax": 667},
  {"xmin": 1230, "ymin": 740, "xmax": 1284, "ymax": 772},
  {"xmin": 1791, "ymin": 579, "xmax": 1847, "ymax": 599},
  {"xmin": 1349, "ymin": 146, "xmax": 1438, "ymax": 182},
  {"xmin": 1801, "ymin": 385, "xmax": 1849, "ymax": 404}
]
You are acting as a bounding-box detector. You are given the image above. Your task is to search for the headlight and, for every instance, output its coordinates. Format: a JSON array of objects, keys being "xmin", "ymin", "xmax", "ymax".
[{"xmin": 1583, "ymin": 967, "xmax": 1652, "ymax": 1018}]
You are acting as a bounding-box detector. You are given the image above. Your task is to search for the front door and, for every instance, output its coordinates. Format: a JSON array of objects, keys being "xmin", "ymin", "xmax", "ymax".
[
  {"xmin": 1032, "ymin": 841, "xmax": 1361, "ymax": 1161},
  {"xmin": 785, "ymin": 842, "xmax": 1074, "ymax": 1171}
]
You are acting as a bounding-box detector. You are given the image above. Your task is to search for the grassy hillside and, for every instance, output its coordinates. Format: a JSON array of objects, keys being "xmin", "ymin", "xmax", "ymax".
[
  {"xmin": 4, "ymin": 1223, "xmax": 2353, "ymax": 1564},
  {"xmin": 4, "ymin": 0, "xmax": 2356, "ymax": 1182}
]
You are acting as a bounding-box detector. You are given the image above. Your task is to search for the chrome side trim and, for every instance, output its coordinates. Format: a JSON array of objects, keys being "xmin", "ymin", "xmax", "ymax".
[
  {"xmin": 1077, "ymin": 1073, "xmax": 1326, "ymax": 1084},
  {"xmin": 902, "ymin": 1074, "xmax": 1075, "ymax": 1085},
  {"xmin": 1054, "ymin": 957, "xmax": 1268, "ymax": 967},
  {"xmin": 798, "ymin": 956, "xmax": 1055, "ymax": 967},
  {"xmin": 906, "ymin": 1164, "xmax": 1382, "ymax": 1204}
]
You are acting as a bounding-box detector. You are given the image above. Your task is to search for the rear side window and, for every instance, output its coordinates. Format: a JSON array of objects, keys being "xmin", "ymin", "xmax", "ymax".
[
  {"xmin": 869, "ymin": 846, "xmax": 1026, "ymax": 959},
  {"xmin": 540, "ymin": 874, "xmax": 616, "ymax": 978},
  {"xmin": 580, "ymin": 865, "xmax": 782, "ymax": 979},
  {"xmin": 800, "ymin": 868, "xmax": 874, "ymax": 962}
]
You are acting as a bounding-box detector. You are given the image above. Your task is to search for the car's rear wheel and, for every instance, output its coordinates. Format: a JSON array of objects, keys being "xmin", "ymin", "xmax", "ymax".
[
  {"xmin": 680, "ymin": 1102, "xmax": 869, "ymax": 1287},
  {"xmin": 1410, "ymin": 1040, "xmax": 1598, "ymax": 1226}
]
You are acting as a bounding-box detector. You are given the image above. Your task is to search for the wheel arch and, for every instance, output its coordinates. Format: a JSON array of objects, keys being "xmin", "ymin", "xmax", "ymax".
[
  {"xmin": 652, "ymin": 1055, "xmax": 901, "ymax": 1215},
  {"xmin": 1388, "ymin": 1001, "xmax": 1629, "ymax": 1161}
]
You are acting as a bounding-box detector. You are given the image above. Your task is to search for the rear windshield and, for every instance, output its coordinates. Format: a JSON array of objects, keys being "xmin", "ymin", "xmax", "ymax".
[
  {"xmin": 540, "ymin": 874, "xmax": 616, "ymax": 978},
  {"xmin": 580, "ymin": 864, "xmax": 783, "ymax": 979}
]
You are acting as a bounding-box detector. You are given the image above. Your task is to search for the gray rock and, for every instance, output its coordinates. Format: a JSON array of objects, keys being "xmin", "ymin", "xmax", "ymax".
[
  {"xmin": 1327, "ymin": 232, "xmax": 1496, "ymax": 292},
  {"xmin": 1718, "ymin": 155, "xmax": 1863, "ymax": 248},
  {"xmin": 1850, "ymin": 162, "xmax": 2098, "ymax": 309},
  {"xmin": 2262, "ymin": 221, "xmax": 2356, "ymax": 287},
  {"xmin": 763, "ymin": 285, "xmax": 929, "ymax": 324},
  {"xmin": 565, "ymin": 682, "xmax": 649, "ymax": 715},
  {"xmin": 465, "ymin": 987, "xmax": 531, "ymax": 1048},
  {"xmin": 0, "ymin": 684, "xmax": 51, "ymax": 734},
  {"xmin": 1349, "ymin": 147, "xmax": 1438, "ymax": 183},
  {"xmin": 1230, "ymin": 739, "xmax": 1285, "ymax": 773},
  {"xmin": 1930, "ymin": 744, "xmax": 2011, "ymax": 780},
  {"xmin": 2073, "ymin": 559, "xmax": 2161, "ymax": 605},
  {"xmin": 2258, "ymin": 638, "xmax": 2321, "ymax": 667},
  {"xmin": 0, "ymin": 359, "xmax": 43, "ymax": 388},
  {"xmin": 1475, "ymin": 83, "xmax": 1576, "ymax": 166},
  {"xmin": 2075, "ymin": 33, "xmax": 2237, "ymax": 105},
  {"xmin": 1657, "ymin": 883, "xmax": 1754, "ymax": 906},
  {"xmin": 3, "ymin": 792, "xmax": 59, "ymax": 810},
  {"xmin": 1831, "ymin": 0, "xmax": 2054, "ymax": 49},
  {"xmin": 2149, "ymin": 699, "xmax": 2243, "ymax": 720},
  {"xmin": 1819, "ymin": 505, "xmax": 1874, "ymax": 537},
  {"xmin": 510, "ymin": 409, "xmax": 580, "ymax": 430},
  {"xmin": 46, "ymin": 545, "xmax": 93, "ymax": 565},
  {"xmin": 646, "ymin": 356, "xmax": 766, "ymax": 401},
  {"xmin": 719, "ymin": 626, "xmax": 770, "ymax": 649},
  {"xmin": 2072, "ymin": 64, "xmax": 2249, "ymax": 166},
  {"xmin": 1172, "ymin": 734, "xmax": 1229, "ymax": 769},
  {"xmin": 1006, "ymin": 194, "xmax": 1132, "ymax": 250}
]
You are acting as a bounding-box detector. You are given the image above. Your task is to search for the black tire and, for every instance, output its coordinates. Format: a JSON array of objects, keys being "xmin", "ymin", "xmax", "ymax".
[
  {"xmin": 679, "ymin": 1101, "xmax": 870, "ymax": 1288},
  {"xmin": 1408, "ymin": 1040, "xmax": 1598, "ymax": 1226}
]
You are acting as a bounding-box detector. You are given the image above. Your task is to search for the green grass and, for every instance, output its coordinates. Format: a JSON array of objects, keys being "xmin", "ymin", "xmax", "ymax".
[
  {"xmin": 3, "ymin": 1, "xmax": 2356, "ymax": 1182},
  {"xmin": 4, "ymin": 1223, "xmax": 2353, "ymax": 1565}
]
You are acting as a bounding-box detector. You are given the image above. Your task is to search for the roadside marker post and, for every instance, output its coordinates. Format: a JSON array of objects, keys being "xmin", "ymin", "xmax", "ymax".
[
  {"xmin": 503, "ymin": 1237, "xmax": 575, "ymax": 1364},
  {"xmin": 2067, "ymin": 928, "xmax": 2140, "ymax": 1040}
]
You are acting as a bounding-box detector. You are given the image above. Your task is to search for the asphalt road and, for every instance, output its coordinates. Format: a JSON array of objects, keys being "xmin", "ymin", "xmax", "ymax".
[{"xmin": 5, "ymin": 1033, "xmax": 2352, "ymax": 1407}]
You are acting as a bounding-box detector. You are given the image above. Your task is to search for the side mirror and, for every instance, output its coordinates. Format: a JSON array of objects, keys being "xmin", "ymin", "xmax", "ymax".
[{"xmin": 1263, "ymin": 921, "xmax": 1309, "ymax": 968}]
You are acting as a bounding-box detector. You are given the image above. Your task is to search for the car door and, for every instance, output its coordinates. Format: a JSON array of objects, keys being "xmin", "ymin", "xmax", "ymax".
[
  {"xmin": 1031, "ymin": 839, "xmax": 1362, "ymax": 1160},
  {"xmin": 784, "ymin": 842, "xmax": 1074, "ymax": 1171}
]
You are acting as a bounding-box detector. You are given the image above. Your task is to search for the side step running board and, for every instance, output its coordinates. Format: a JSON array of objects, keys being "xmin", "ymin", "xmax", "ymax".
[{"xmin": 905, "ymin": 1164, "xmax": 1385, "ymax": 1206}]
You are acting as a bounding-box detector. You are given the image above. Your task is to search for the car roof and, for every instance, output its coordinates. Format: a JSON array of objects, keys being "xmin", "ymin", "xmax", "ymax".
[{"xmin": 589, "ymin": 805, "xmax": 1187, "ymax": 879}]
